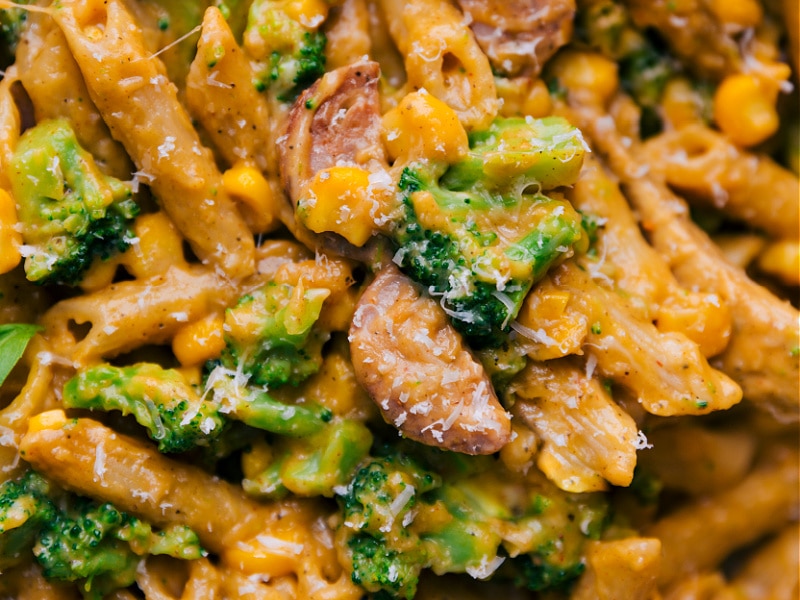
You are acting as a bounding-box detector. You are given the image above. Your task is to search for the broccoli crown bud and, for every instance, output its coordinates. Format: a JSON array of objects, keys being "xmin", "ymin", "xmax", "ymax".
[
  {"xmin": 392, "ymin": 118, "xmax": 587, "ymax": 347},
  {"xmin": 0, "ymin": 2, "xmax": 28, "ymax": 65},
  {"xmin": 243, "ymin": 418, "xmax": 373, "ymax": 499},
  {"xmin": 1, "ymin": 470, "xmax": 203, "ymax": 598},
  {"xmin": 0, "ymin": 471, "xmax": 56, "ymax": 569},
  {"xmin": 63, "ymin": 363, "xmax": 226, "ymax": 454},
  {"xmin": 34, "ymin": 496, "xmax": 204, "ymax": 599},
  {"xmin": 218, "ymin": 281, "xmax": 331, "ymax": 388},
  {"xmin": 337, "ymin": 446, "xmax": 609, "ymax": 599},
  {"xmin": 9, "ymin": 118, "xmax": 139, "ymax": 286},
  {"xmin": 246, "ymin": 0, "xmax": 327, "ymax": 101},
  {"xmin": 348, "ymin": 533, "xmax": 423, "ymax": 600}
]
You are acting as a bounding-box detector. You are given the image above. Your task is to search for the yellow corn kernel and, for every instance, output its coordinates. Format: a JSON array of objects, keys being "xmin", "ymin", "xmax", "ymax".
[
  {"xmin": 381, "ymin": 90, "xmax": 469, "ymax": 163},
  {"xmin": 26, "ymin": 409, "xmax": 69, "ymax": 435},
  {"xmin": 122, "ymin": 211, "xmax": 185, "ymax": 279},
  {"xmin": 222, "ymin": 163, "xmax": 280, "ymax": 233},
  {"xmin": 758, "ymin": 239, "xmax": 800, "ymax": 287},
  {"xmin": 242, "ymin": 439, "xmax": 274, "ymax": 480},
  {"xmin": 548, "ymin": 50, "xmax": 619, "ymax": 106},
  {"xmin": 499, "ymin": 420, "xmax": 538, "ymax": 473},
  {"xmin": 517, "ymin": 286, "xmax": 586, "ymax": 361},
  {"xmin": 662, "ymin": 77, "xmax": 705, "ymax": 129},
  {"xmin": 714, "ymin": 73, "xmax": 779, "ymax": 147},
  {"xmin": 222, "ymin": 503, "xmax": 317, "ymax": 577},
  {"xmin": 223, "ymin": 526, "xmax": 304, "ymax": 578},
  {"xmin": 79, "ymin": 258, "xmax": 120, "ymax": 293},
  {"xmin": 172, "ymin": 312, "xmax": 226, "ymax": 367},
  {"xmin": 0, "ymin": 189, "xmax": 21, "ymax": 275},
  {"xmin": 709, "ymin": 0, "xmax": 762, "ymax": 29},
  {"xmin": 656, "ymin": 292, "xmax": 732, "ymax": 358},
  {"xmin": 522, "ymin": 78, "xmax": 553, "ymax": 118},
  {"xmin": 284, "ymin": 0, "xmax": 329, "ymax": 27},
  {"xmin": 299, "ymin": 166, "xmax": 376, "ymax": 246}
]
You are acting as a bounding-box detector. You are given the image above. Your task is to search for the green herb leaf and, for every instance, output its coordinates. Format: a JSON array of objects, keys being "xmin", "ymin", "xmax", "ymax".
[{"xmin": 0, "ymin": 323, "xmax": 42, "ymax": 386}]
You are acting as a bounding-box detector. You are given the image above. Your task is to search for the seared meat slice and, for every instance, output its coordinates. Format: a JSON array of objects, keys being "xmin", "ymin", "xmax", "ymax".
[
  {"xmin": 457, "ymin": 0, "xmax": 576, "ymax": 76},
  {"xmin": 349, "ymin": 265, "xmax": 512, "ymax": 455},
  {"xmin": 280, "ymin": 60, "xmax": 387, "ymax": 205}
]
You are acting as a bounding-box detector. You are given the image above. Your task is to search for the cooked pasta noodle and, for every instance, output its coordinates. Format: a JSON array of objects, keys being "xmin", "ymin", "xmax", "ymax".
[{"xmin": 0, "ymin": 1, "xmax": 796, "ymax": 599}]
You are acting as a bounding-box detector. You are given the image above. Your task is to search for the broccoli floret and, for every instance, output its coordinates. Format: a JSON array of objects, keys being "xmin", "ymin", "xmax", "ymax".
[
  {"xmin": 337, "ymin": 447, "xmax": 609, "ymax": 599},
  {"xmin": 216, "ymin": 280, "xmax": 331, "ymax": 388},
  {"xmin": 574, "ymin": 0, "xmax": 680, "ymax": 137},
  {"xmin": 0, "ymin": 471, "xmax": 55, "ymax": 570},
  {"xmin": 64, "ymin": 361, "xmax": 333, "ymax": 452},
  {"xmin": 34, "ymin": 495, "xmax": 204, "ymax": 599},
  {"xmin": 511, "ymin": 552, "xmax": 587, "ymax": 592},
  {"xmin": 339, "ymin": 451, "xmax": 440, "ymax": 599},
  {"xmin": 348, "ymin": 533, "xmax": 424, "ymax": 600},
  {"xmin": 0, "ymin": 470, "xmax": 203, "ymax": 598},
  {"xmin": 390, "ymin": 117, "xmax": 587, "ymax": 346},
  {"xmin": 62, "ymin": 363, "xmax": 226, "ymax": 453},
  {"xmin": 9, "ymin": 118, "xmax": 139, "ymax": 286},
  {"xmin": 245, "ymin": 0, "xmax": 327, "ymax": 101},
  {"xmin": 0, "ymin": 1, "xmax": 28, "ymax": 67},
  {"xmin": 243, "ymin": 418, "xmax": 373, "ymax": 498}
]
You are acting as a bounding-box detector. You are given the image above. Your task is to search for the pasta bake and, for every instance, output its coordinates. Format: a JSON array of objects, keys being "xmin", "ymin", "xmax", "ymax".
[{"xmin": 0, "ymin": 0, "xmax": 797, "ymax": 598}]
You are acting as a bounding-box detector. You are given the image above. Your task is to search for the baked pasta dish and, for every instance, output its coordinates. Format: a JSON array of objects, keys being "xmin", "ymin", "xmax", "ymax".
[{"xmin": 0, "ymin": 0, "xmax": 797, "ymax": 598}]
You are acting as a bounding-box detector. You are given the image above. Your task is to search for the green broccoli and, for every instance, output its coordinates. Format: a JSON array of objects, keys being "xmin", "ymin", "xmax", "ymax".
[
  {"xmin": 389, "ymin": 117, "xmax": 587, "ymax": 346},
  {"xmin": 209, "ymin": 368, "xmax": 333, "ymax": 436},
  {"xmin": 9, "ymin": 118, "xmax": 139, "ymax": 286},
  {"xmin": 339, "ymin": 451, "xmax": 440, "ymax": 599},
  {"xmin": 242, "ymin": 418, "xmax": 373, "ymax": 498},
  {"xmin": 573, "ymin": 0, "xmax": 682, "ymax": 136},
  {"xmin": 34, "ymin": 495, "xmax": 204, "ymax": 599},
  {"xmin": 0, "ymin": 470, "xmax": 55, "ymax": 571},
  {"xmin": 0, "ymin": 470, "xmax": 203, "ymax": 599},
  {"xmin": 0, "ymin": 1, "xmax": 28, "ymax": 67},
  {"xmin": 214, "ymin": 280, "xmax": 331, "ymax": 388},
  {"xmin": 62, "ymin": 363, "xmax": 226, "ymax": 453},
  {"xmin": 63, "ymin": 361, "xmax": 333, "ymax": 453},
  {"xmin": 336, "ymin": 445, "xmax": 608, "ymax": 599},
  {"xmin": 245, "ymin": 0, "xmax": 327, "ymax": 101}
]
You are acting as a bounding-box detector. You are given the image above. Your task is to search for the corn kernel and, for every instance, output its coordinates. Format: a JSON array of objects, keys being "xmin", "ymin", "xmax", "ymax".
[
  {"xmin": 223, "ymin": 529, "xmax": 302, "ymax": 578},
  {"xmin": 499, "ymin": 421, "xmax": 538, "ymax": 473},
  {"xmin": 522, "ymin": 78, "xmax": 553, "ymax": 118},
  {"xmin": 758, "ymin": 239, "xmax": 800, "ymax": 287},
  {"xmin": 549, "ymin": 50, "xmax": 619, "ymax": 106},
  {"xmin": 284, "ymin": 0, "xmax": 329, "ymax": 27},
  {"xmin": 26, "ymin": 409, "xmax": 69, "ymax": 434},
  {"xmin": 123, "ymin": 211, "xmax": 185, "ymax": 278},
  {"xmin": 517, "ymin": 285, "xmax": 587, "ymax": 361},
  {"xmin": 656, "ymin": 292, "xmax": 732, "ymax": 358},
  {"xmin": 709, "ymin": 0, "xmax": 762, "ymax": 29},
  {"xmin": 0, "ymin": 189, "xmax": 21, "ymax": 275},
  {"xmin": 172, "ymin": 313, "xmax": 226, "ymax": 367},
  {"xmin": 381, "ymin": 90, "xmax": 469, "ymax": 163},
  {"xmin": 223, "ymin": 163, "xmax": 280, "ymax": 233},
  {"xmin": 662, "ymin": 77, "xmax": 705, "ymax": 129},
  {"xmin": 242, "ymin": 439, "xmax": 275, "ymax": 479},
  {"xmin": 714, "ymin": 74, "xmax": 779, "ymax": 147},
  {"xmin": 299, "ymin": 166, "xmax": 377, "ymax": 246}
]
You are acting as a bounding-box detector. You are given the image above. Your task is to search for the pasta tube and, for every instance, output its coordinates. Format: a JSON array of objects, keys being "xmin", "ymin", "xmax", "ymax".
[{"xmin": 50, "ymin": 0, "xmax": 255, "ymax": 279}]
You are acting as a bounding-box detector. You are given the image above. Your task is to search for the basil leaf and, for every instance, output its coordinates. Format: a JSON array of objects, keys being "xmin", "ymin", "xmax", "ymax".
[{"xmin": 0, "ymin": 324, "xmax": 43, "ymax": 386}]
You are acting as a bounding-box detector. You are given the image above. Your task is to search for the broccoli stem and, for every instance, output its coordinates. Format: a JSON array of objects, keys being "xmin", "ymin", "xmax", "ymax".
[{"xmin": 228, "ymin": 389, "xmax": 332, "ymax": 436}]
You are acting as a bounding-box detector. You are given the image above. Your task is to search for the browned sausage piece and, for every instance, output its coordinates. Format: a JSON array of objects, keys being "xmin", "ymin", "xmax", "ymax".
[
  {"xmin": 349, "ymin": 264, "xmax": 511, "ymax": 455},
  {"xmin": 280, "ymin": 60, "xmax": 387, "ymax": 206},
  {"xmin": 457, "ymin": 0, "xmax": 576, "ymax": 76}
]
